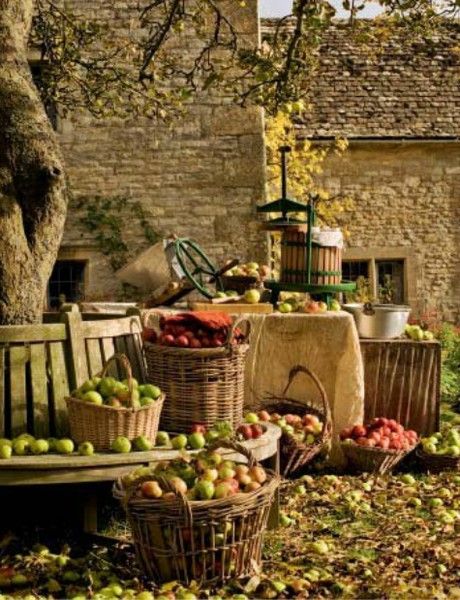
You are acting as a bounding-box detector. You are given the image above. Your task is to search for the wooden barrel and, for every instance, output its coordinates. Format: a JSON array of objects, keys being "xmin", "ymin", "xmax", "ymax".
[{"xmin": 311, "ymin": 245, "xmax": 342, "ymax": 285}]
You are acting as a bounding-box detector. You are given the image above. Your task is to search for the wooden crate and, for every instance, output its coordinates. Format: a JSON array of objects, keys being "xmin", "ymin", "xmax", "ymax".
[{"xmin": 360, "ymin": 339, "xmax": 440, "ymax": 435}]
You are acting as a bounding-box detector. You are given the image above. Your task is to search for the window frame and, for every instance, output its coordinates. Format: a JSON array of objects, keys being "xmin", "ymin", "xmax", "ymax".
[{"xmin": 342, "ymin": 247, "xmax": 417, "ymax": 307}]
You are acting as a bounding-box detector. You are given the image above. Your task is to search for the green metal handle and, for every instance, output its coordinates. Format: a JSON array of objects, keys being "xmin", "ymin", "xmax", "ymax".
[{"xmin": 173, "ymin": 238, "xmax": 221, "ymax": 299}]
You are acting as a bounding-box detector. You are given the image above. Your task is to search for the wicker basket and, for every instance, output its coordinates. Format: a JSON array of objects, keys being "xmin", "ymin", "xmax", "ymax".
[
  {"xmin": 144, "ymin": 317, "xmax": 250, "ymax": 432},
  {"xmin": 416, "ymin": 446, "xmax": 460, "ymax": 473},
  {"xmin": 341, "ymin": 441, "xmax": 411, "ymax": 474},
  {"xmin": 66, "ymin": 354, "xmax": 164, "ymax": 451},
  {"xmin": 257, "ymin": 365, "xmax": 332, "ymax": 477},
  {"xmin": 113, "ymin": 439, "xmax": 280, "ymax": 585}
]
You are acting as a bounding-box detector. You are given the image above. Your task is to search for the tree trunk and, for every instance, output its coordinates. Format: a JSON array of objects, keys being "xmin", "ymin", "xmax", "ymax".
[{"xmin": 0, "ymin": 0, "xmax": 67, "ymax": 325}]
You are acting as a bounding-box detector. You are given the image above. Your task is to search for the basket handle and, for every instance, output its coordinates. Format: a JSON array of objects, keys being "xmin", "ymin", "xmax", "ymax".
[
  {"xmin": 206, "ymin": 436, "xmax": 258, "ymax": 468},
  {"xmin": 282, "ymin": 365, "xmax": 331, "ymax": 427},
  {"xmin": 141, "ymin": 308, "xmax": 165, "ymax": 331},
  {"xmin": 99, "ymin": 353, "xmax": 136, "ymax": 408},
  {"xmin": 226, "ymin": 316, "xmax": 251, "ymax": 347}
]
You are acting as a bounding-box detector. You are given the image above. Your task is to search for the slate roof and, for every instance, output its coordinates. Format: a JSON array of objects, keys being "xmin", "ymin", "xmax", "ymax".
[{"xmin": 261, "ymin": 19, "xmax": 460, "ymax": 138}]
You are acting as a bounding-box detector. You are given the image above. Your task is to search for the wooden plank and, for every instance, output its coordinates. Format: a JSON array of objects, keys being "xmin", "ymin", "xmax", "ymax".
[
  {"xmin": 9, "ymin": 345, "xmax": 28, "ymax": 436},
  {"xmin": 123, "ymin": 334, "xmax": 146, "ymax": 382},
  {"xmin": 80, "ymin": 316, "xmax": 143, "ymax": 340},
  {"xmin": 0, "ymin": 347, "xmax": 4, "ymax": 437},
  {"xmin": 0, "ymin": 324, "xmax": 66, "ymax": 343},
  {"xmin": 189, "ymin": 302, "xmax": 273, "ymax": 314},
  {"xmin": 48, "ymin": 342, "xmax": 70, "ymax": 436},
  {"xmin": 30, "ymin": 344, "xmax": 49, "ymax": 438},
  {"xmin": 61, "ymin": 312, "xmax": 89, "ymax": 389},
  {"xmin": 100, "ymin": 338, "xmax": 117, "ymax": 377},
  {"xmin": 86, "ymin": 338, "xmax": 103, "ymax": 377}
]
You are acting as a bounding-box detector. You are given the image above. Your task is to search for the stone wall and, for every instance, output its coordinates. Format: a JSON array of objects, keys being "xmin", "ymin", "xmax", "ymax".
[
  {"xmin": 320, "ymin": 141, "xmax": 460, "ymax": 321},
  {"xmin": 58, "ymin": 2, "xmax": 266, "ymax": 300}
]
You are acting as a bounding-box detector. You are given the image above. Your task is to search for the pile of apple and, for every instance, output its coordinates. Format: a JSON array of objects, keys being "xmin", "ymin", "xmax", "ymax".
[
  {"xmin": 225, "ymin": 262, "xmax": 270, "ymax": 281},
  {"xmin": 420, "ymin": 427, "xmax": 460, "ymax": 457},
  {"xmin": 123, "ymin": 449, "xmax": 268, "ymax": 501},
  {"xmin": 236, "ymin": 413, "xmax": 266, "ymax": 440},
  {"xmin": 156, "ymin": 315, "xmax": 244, "ymax": 348},
  {"xmin": 405, "ymin": 324, "xmax": 434, "ymax": 341},
  {"xmin": 242, "ymin": 410, "xmax": 323, "ymax": 445},
  {"xmin": 74, "ymin": 376, "xmax": 162, "ymax": 409},
  {"xmin": 277, "ymin": 297, "xmax": 341, "ymax": 314},
  {"xmin": 156, "ymin": 421, "xmax": 234, "ymax": 450},
  {"xmin": 340, "ymin": 418, "xmax": 418, "ymax": 451}
]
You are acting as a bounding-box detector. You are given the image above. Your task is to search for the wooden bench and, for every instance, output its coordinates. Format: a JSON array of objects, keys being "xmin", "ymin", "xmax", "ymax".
[{"xmin": 0, "ymin": 309, "xmax": 280, "ymax": 533}]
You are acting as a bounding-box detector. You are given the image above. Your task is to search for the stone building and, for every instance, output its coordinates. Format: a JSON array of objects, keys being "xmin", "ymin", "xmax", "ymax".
[
  {"xmin": 49, "ymin": 4, "xmax": 459, "ymax": 322},
  {"xmin": 262, "ymin": 19, "xmax": 460, "ymax": 322},
  {"xmin": 48, "ymin": 1, "xmax": 266, "ymax": 306}
]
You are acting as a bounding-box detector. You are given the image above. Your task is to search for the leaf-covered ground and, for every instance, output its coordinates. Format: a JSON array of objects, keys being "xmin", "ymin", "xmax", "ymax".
[{"xmin": 0, "ymin": 472, "xmax": 459, "ymax": 599}]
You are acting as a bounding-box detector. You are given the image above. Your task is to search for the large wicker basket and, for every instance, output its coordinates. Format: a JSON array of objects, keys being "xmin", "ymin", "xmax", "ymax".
[
  {"xmin": 144, "ymin": 317, "xmax": 250, "ymax": 432},
  {"xmin": 113, "ymin": 439, "xmax": 280, "ymax": 585},
  {"xmin": 257, "ymin": 365, "xmax": 332, "ymax": 477},
  {"xmin": 66, "ymin": 354, "xmax": 164, "ymax": 451},
  {"xmin": 341, "ymin": 441, "xmax": 411, "ymax": 474},
  {"xmin": 416, "ymin": 446, "xmax": 460, "ymax": 474}
]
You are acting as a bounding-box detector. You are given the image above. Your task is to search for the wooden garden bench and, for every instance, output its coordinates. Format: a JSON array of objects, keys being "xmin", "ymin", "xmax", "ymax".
[{"xmin": 0, "ymin": 307, "xmax": 281, "ymax": 533}]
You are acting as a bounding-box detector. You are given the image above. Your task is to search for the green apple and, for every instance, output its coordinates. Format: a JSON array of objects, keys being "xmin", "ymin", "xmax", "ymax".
[
  {"xmin": 226, "ymin": 290, "xmax": 239, "ymax": 297},
  {"xmin": 98, "ymin": 377, "xmax": 117, "ymax": 398},
  {"xmin": 311, "ymin": 540, "xmax": 329, "ymax": 555},
  {"xmin": 214, "ymin": 291, "xmax": 227, "ymax": 299},
  {"xmin": 56, "ymin": 439, "xmax": 75, "ymax": 454},
  {"xmin": 245, "ymin": 412, "xmax": 259, "ymax": 424},
  {"xmin": 122, "ymin": 377, "xmax": 138, "ymax": 388},
  {"xmin": 195, "ymin": 479, "xmax": 215, "ymax": 500},
  {"xmin": 243, "ymin": 289, "xmax": 261, "ymax": 304},
  {"xmin": 205, "ymin": 429, "xmax": 220, "ymax": 444},
  {"xmin": 80, "ymin": 379, "xmax": 97, "ymax": 393},
  {"xmin": 317, "ymin": 301, "xmax": 328, "ymax": 313},
  {"xmin": 447, "ymin": 445, "xmax": 460, "ymax": 457},
  {"xmin": 447, "ymin": 429, "xmax": 460, "ymax": 445},
  {"xmin": 140, "ymin": 396, "xmax": 155, "ymax": 407},
  {"xmin": 278, "ymin": 302, "xmax": 293, "ymax": 314},
  {"xmin": 423, "ymin": 442, "xmax": 437, "ymax": 454},
  {"xmin": 171, "ymin": 434, "xmax": 188, "ymax": 450},
  {"xmin": 0, "ymin": 438, "xmax": 12, "ymax": 448},
  {"xmin": 111, "ymin": 436, "xmax": 131, "ymax": 453},
  {"xmin": 13, "ymin": 439, "xmax": 30, "ymax": 455},
  {"xmin": 401, "ymin": 474, "xmax": 416, "ymax": 485},
  {"xmin": 428, "ymin": 497, "xmax": 443, "ymax": 508},
  {"xmin": 155, "ymin": 431, "xmax": 170, "ymax": 446},
  {"xmin": 329, "ymin": 299, "xmax": 341, "ymax": 311},
  {"xmin": 16, "ymin": 433, "xmax": 35, "ymax": 443},
  {"xmin": 188, "ymin": 432, "xmax": 206, "ymax": 450},
  {"xmin": 0, "ymin": 444, "xmax": 12, "ymax": 459},
  {"xmin": 82, "ymin": 390, "xmax": 104, "ymax": 405},
  {"xmin": 47, "ymin": 437, "xmax": 58, "ymax": 451},
  {"xmin": 31, "ymin": 439, "xmax": 49, "ymax": 455},
  {"xmin": 136, "ymin": 593, "xmax": 154, "ymax": 600},
  {"xmin": 423, "ymin": 330, "xmax": 434, "ymax": 341},
  {"xmin": 78, "ymin": 441, "xmax": 94, "ymax": 456},
  {"xmin": 133, "ymin": 436, "xmax": 153, "ymax": 451},
  {"xmin": 140, "ymin": 384, "xmax": 162, "ymax": 400}
]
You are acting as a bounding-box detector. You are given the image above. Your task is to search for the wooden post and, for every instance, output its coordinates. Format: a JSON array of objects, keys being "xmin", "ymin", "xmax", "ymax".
[{"xmin": 61, "ymin": 311, "xmax": 89, "ymax": 389}]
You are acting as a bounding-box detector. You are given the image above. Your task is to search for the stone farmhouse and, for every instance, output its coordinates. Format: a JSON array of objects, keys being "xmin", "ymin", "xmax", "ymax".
[{"xmin": 46, "ymin": 3, "xmax": 459, "ymax": 322}]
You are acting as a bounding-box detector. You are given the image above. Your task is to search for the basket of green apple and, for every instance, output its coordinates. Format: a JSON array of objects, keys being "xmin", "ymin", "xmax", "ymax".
[
  {"xmin": 66, "ymin": 353, "xmax": 164, "ymax": 451},
  {"xmin": 113, "ymin": 439, "xmax": 280, "ymax": 585},
  {"xmin": 253, "ymin": 365, "xmax": 332, "ymax": 477},
  {"xmin": 416, "ymin": 426, "xmax": 460, "ymax": 473}
]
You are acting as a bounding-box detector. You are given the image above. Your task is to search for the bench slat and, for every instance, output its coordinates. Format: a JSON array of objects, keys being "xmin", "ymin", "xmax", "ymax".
[
  {"xmin": 86, "ymin": 338, "xmax": 103, "ymax": 377},
  {"xmin": 10, "ymin": 345, "xmax": 28, "ymax": 436},
  {"xmin": 48, "ymin": 342, "xmax": 70, "ymax": 436},
  {"xmin": 30, "ymin": 344, "xmax": 49, "ymax": 438},
  {"xmin": 0, "ymin": 348, "xmax": 4, "ymax": 436},
  {"xmin": 0, "ymin": 324, "xmax": 66, "ymax": 343}
]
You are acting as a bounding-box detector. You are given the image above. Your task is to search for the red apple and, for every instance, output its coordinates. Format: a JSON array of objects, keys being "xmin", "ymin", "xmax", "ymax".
[
  {"xmin": 176, "ymin": 335, "xmax": 190, "ymax": 348},
  {"xmin": 237, "ymin": 425, "xmax": 253, "ymax": 440},
  {"xmin": 191, "ymin": 423, "xmax": 207, "ymax": 434},
  {"xmin": 379, "ymin": 437, "xmax": 390, "ymax": 450},
  {"xmin": 162, "ymin": 334, "xmax": 175, "ymax": 346},
  {"xmin": 340, "ymin": 427, "xmax": 353, "ymax": 440},
  {"xmin": 352, "ymin": 425, "xmax": 367, "ymax": 439},
  {"xmin": 251, "ymin": 424, "xmax": 264, "ymax": 439},
  {"xmin": 258, "ymin": 410, "xmax": 271, "ymax": 422},
  {"xmin": 190, "ymin": 338, "xmax": 202, "ymax": 348}
]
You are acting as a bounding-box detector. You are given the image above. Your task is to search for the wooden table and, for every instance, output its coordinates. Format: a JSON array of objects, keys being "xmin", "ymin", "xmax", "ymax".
[{"xmin": 0, "ymin": 424, "xmax": 281, "ymax": 532}]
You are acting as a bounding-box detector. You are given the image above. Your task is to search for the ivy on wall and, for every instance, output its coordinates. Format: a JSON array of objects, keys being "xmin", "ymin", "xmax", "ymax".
[{"xmin": 77, "ymin": 195, "xmax": 160, "ymax": 271}]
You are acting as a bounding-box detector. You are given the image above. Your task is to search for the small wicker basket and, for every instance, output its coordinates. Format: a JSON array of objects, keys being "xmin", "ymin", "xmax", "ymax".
[
  {"xmin": 341, "ymin": 441, "xmax": 412, "ymax": 475},
  {"xmin": 144, "ymin": 317, "xmax": 250, "ymax": 432},
  {"xmin": 113, "ymin": 439, "xmax": 280, "ymax": 585},
  {"xmin": 257, "ymin": 365, "xmax": 332, "ymax": 477},
  {"xmin": 415, "ymin": 446, "xmax": 460, "ymax": 473},
  {"xmin": 66, "ymin": 354, "xmax": 164, "ymax": 451}
]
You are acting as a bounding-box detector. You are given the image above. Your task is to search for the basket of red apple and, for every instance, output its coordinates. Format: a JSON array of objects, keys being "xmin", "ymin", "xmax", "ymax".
[
  {"xmin": 66, "ymin": 354, "xmax": 164, "ymax": 451},
  {"xmin": 252, "ymin": 365, "xmax": 332, "ymax": 477},
  {"xmin": 340, "ymin": 418, "xmax": 419, "ymax": 474},
  {"xmin": 143, "ymin": 311, "xmax": 250, "ymax": 432},
  {"xmin": 113, "ymin": 439, "xmax": 280, "ymax": 585}
]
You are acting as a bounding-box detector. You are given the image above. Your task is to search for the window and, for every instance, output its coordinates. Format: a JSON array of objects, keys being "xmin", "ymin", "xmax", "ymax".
[
  {"xmin": 48, "ymin": 260, "xmax": 86, "ymax": 309},
  {"xmin": 376, "ymin": 259, "xmax": 405, "ymax": 304},
  {"xmin": 342, "ymin": 248, "xmax": 416, "ymax": 307},
  {"xmin": 342, "ymin": 260, "xmax": 369, "ymax": 282}
]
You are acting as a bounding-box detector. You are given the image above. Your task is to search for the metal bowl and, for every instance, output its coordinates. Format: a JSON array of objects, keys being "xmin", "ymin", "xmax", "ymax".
[{"xmin": 343, "ymin": 303, "xmax": 411, "ymax": 339}]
